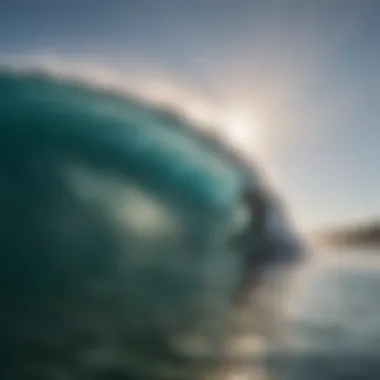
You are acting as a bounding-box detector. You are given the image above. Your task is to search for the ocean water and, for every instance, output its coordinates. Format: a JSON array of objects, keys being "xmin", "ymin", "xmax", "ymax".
[
  {"xmin": 2, "ymin": 68, "xmax": 377, "ymax": 380},
  {"xmin": 224, "ymin": 247, "xmax": 380, "ymax": 380},
  {"xmin": 265, "ymin": 246, "xmax": 380, "ymax": 380},
  {"xmin": 0, "ymin": 69, "xmax": 303, "ymax": 380}
]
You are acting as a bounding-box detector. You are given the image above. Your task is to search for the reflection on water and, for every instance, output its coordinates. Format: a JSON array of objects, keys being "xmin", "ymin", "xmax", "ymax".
[
  {"xmin": 266, "ymin": 246, "xmax": 380, "ymax": 380},
  {"xmin": 219, "ymin": 247, "xmax": 380, "ymax": 379},
  {"xmin": 222, "ymin": 267, "xmax": 293, "ymax": 380}
]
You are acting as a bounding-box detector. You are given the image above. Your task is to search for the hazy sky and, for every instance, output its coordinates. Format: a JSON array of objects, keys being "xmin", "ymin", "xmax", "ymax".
[{"xmin": 1, "ymin": 0, "xmax": 379, "ymax": 232}]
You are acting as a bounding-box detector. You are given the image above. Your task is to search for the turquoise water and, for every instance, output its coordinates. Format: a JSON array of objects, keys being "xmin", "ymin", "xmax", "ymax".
[
  {"xmin": 0, "ymin": 70, "xmax": 245, "ymax": 212},
  {"xmin": 3, "ymin": 68, "xmax": 367, "ymax": 380},
  {"xmin": 1, "ymin": 69, "xmax": 292, "ymax": 380}
]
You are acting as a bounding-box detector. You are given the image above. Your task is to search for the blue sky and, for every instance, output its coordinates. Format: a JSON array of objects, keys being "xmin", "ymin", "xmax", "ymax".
[{"xmin": 0, "ymin": 0, "xmax": 379, "ymax": 232}]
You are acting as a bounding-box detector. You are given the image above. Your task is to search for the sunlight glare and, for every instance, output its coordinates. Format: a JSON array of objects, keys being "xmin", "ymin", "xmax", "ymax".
[{"xmin": 219, "ymin": 107, "xmax": 259, "ymax": 155}]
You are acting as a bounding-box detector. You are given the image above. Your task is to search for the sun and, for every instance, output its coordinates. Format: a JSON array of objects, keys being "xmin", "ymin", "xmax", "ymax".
[{"xmin": 220, "ymin": 107, "xmax": 259, "ymax": 155}]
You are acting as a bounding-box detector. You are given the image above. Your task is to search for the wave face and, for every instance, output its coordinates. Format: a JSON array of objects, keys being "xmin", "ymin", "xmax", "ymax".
[{"xmin": 0, "ymin": 70, "xmax": 302, "ymax": 380}]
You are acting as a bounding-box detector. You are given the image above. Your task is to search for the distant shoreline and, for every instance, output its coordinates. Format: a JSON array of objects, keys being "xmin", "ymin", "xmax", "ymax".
[
  {"xmin": 316, "ymin": 221, "xmax": 380, "ymax": 250},
  {"xmin": 321, "ymin": 241, "xmax": 380, "ymax": 250}
]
